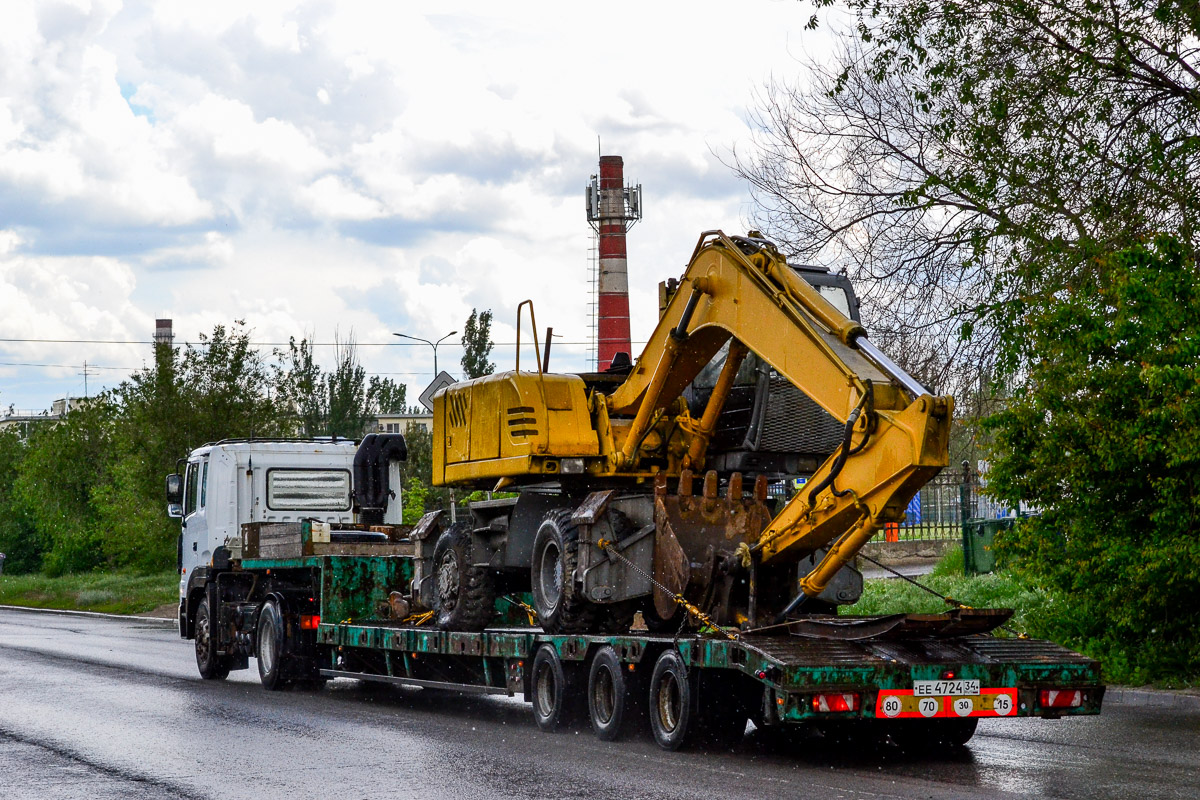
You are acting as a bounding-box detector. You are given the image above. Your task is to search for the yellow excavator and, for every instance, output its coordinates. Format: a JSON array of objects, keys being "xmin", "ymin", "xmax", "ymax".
[{"xmin": 421, "ymin": 231, "xmax": 951, "ymax": 634}]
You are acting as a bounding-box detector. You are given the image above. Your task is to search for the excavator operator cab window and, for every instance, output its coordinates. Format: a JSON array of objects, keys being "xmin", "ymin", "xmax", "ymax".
[{"xmin": 818, "ymin": 285, "xmax": 852, "ymax": 318}]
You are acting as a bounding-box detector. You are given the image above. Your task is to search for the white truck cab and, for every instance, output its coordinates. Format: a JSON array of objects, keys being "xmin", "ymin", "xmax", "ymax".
[{"xmin": 167, "ymin": 439, "xmax": 362, "ymax": 636}]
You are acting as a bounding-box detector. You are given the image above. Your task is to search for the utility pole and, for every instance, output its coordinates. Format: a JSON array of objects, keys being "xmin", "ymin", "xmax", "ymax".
[{"xmin": 78, "ymin": 361, "xmax": 95, "ymax": 401}]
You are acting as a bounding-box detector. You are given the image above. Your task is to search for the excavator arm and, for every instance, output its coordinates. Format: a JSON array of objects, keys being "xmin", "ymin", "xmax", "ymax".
[{"xmin": 606, "ymin": 231, "xmax": 952, "ymax": 599}]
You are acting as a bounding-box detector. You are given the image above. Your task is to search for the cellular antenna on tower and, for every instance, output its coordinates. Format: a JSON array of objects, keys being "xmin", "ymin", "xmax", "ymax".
[{"xmin": 586, "ymin": 155, "xmax": 642, "ymax": 371}]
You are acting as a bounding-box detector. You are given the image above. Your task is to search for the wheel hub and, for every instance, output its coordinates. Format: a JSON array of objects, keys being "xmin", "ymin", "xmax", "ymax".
[{"xmin": 437, "ymin": 553, "xmax": 461, "ymax": 607}]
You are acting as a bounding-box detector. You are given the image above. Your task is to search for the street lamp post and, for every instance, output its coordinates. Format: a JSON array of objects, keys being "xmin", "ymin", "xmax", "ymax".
[{"xmin": 393, "ymin": 330, "xmax": 458, "ymax": 378}]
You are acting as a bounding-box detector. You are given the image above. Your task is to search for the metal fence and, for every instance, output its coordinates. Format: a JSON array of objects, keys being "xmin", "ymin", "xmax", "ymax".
[
  {"xmin": 873, "ymin": 461, "xmax": 1018, "ymax": 542},
  {"xmin": 771, "ymin": 462, "xmax": 1003, "ymax": 542}
]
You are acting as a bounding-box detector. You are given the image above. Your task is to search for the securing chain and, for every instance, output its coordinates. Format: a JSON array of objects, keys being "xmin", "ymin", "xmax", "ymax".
[
  {"xmin": 596, "ymin": 538, "xmax": 740, "ymax": 642},
  {"xmin": 856, "ymin": 552, "xmax": 1027, "ymax": 638},
  {"xmin": 499, "ymin": 594, "xmax": 539, "ymax": 626},
  {"xmin": 401, "ymin": 610, "xmax": 435, "ymax": 626}
]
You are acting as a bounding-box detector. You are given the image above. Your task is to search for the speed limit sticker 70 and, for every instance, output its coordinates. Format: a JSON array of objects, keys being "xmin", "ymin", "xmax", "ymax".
[{"xmin": 875, "ymin": 688, "xmax": 1017, "ymax": 719}]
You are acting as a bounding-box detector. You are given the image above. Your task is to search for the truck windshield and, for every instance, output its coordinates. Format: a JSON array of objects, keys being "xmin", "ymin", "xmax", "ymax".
[{"xmin": 266, "ymin": 469, "xmax": 351, "ymax": 511}]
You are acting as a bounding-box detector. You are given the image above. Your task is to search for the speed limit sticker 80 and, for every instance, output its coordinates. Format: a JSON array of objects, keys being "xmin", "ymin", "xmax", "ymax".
[{"xmin": 875, "ymin": 688, "xmax": 1017, "ymax": 719}]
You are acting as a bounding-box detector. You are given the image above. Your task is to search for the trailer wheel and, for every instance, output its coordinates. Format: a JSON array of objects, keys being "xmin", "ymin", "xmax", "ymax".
[
  {"xmin": 648, "ymin": 649, "xmax": 699, "ymax": 750},
  {"xmin": 531, "ymin": 645, "xmax": 585, "ymax": 731},
  {"xmin": 588, "ymin": 645, "xmax": 643, "ymax": 741},
  {"xmin": 531, "ymin": 510, "xmax": 598, "ymax": 634},
  {"xmin": 432, "ymin": 524, "xmax": 496, "ymax": 632},
  {"xmin": 257, "ymin": 599, "xmax": 291, "ymax": 691},
  {"xmin": 194, "ymin": 597, "xmax": 230, "ymax": 680}
]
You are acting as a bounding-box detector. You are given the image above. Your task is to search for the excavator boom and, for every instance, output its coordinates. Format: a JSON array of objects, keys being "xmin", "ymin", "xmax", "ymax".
[{"xmin": 431, "ymin": 230, "xmax": 951, "ymax": 627}]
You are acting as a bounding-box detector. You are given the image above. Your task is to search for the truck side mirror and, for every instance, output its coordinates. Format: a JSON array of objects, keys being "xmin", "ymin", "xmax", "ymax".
[
  {"xmin": 167, "ymin": 503, "xmax": 184, "ymax": 519},
  {"xmin": 166, "ymin": 473, "xmax": 183, "ymax": 504}
]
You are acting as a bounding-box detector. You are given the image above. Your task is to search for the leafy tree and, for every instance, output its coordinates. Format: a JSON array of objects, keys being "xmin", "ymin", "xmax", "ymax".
[
  {"xmin": 734, "ymin": 1, "xmax": 1200, "ymax": 395},
  {"xmin": 14, "ymin": 400, "xmax": 117, "ymax": 575},
  {"xmin": 369, "ymin": 376, "xmax": 407, "ymax": 414},
  {"xmin": 0, "ymin": 429, "xmax": 40, "ymax": 573},
  {"xmin": 275, "ymin": 337, "xmax": 325, "ymax": 436},
  {"xmin": 324, "ymin": 336, "xmax": 373, "ymax": 439},
  {"xmin": 982, "ymin": 238, "xmax": 1200, "ymax": 681},
  {"xmin": 460, "ymin": 309, "xmax": 495, "ymax": 379},
  {"xmin": 275, "ymin": 334, "xmax": 407, "ymax": 438},
  {"xmin": 398, "ymin": 422, "xmax": 448, "ymax": 511}
]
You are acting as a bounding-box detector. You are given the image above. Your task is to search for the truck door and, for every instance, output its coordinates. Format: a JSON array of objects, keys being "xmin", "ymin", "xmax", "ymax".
[{"xmin": 180, "ymin": 458, "xmax": 210, "ymax": 579}]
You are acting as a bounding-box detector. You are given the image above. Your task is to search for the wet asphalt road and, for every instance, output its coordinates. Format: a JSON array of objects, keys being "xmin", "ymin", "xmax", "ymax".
[{"xmin": 1, "ymin": 608, "xmax": 1197, "ymax": 800}]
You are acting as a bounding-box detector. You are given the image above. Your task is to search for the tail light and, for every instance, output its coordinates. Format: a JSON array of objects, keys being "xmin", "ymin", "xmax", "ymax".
[
  {"xmin": 813, "ymin": 693, "xmax": 860, "ymax": 712},
  {"xmin": 1039, "ymin": 689, "xmax": 1083, "ymax": 708},
  {"xmin": 300, "ymin": 614, "xmax": 321, "ymax": 630}
]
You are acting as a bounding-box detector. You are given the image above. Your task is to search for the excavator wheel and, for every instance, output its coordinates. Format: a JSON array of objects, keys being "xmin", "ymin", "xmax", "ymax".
[
  {"xmin": 531, "ymin": 510, "xmax": 601, "ymax": 634},
  {"xmin": 432, "ymin": 524, "xmax": 496, "ymax": 631}
]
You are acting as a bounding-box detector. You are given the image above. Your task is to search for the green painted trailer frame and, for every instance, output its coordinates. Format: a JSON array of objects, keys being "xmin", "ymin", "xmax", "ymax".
[{"xmin": 239, "ymin": 552, "xmax": 1104, "ymax": 726}]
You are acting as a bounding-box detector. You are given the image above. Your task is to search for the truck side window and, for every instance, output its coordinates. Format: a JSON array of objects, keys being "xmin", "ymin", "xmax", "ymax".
[
  {"xmin": 184, "ymin": 462, "xmax": 200, "ymax": 517},
  {"xmin": 200, "ymin": 461, "xmax": 209, "ymax": 508}
]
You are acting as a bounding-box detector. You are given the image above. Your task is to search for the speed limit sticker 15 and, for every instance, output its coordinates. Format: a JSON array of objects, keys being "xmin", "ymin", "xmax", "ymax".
[{"xmin": 875, "ymin": 688, "xmax": 1017, "ymax": 719}]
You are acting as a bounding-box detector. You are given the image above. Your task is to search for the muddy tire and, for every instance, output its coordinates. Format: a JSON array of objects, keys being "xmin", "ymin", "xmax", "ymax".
[
  {"xmin": 530, "ymin": 645, "xmax": 585, "ymax": 731},
  {"xmin": 587, "ymin": 645, "xmax": 644, "ymax": 741},
  {"xmin": 432, "ymin": 524, "xmax": 496, "ymax": 632},
  {"xmin": 648, "ymin": 649, "xmax": 701, "ymax": 750},
  {"xmin": 256, "ymin": 599, "xmax": 291, "ymax": 691},
  {"xmin": 194, "ymin": 596, "xmax": 230, "ymax": 680},
  {"xmin": 531, "ymin": 510, "xmax": 599, "ymax": 634}
]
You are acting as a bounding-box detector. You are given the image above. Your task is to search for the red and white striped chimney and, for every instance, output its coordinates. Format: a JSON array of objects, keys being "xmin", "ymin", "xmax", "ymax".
[{"xmin": 589, "ymin": 155, "xmax": 641, "ymax": 371}]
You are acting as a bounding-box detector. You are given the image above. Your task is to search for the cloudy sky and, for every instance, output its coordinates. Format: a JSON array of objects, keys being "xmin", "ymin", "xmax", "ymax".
[{"xmin": 0, "ymin": 0, "xmax": 835, "ymax": 413}]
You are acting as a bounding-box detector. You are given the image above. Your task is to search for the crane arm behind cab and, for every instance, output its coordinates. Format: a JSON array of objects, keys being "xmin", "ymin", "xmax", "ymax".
[{"xmin": 607, "ymin": 231, "xmax": 952, "ymax": 599}]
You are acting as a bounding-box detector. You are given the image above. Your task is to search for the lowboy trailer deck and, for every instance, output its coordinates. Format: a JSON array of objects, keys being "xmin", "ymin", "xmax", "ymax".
[{"xmin": 193, "ymin": 519, "xmax": 1103, "ymax": 751}]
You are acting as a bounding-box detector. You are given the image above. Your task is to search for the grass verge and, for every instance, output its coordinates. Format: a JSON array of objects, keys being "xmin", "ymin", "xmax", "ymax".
[
  {"xmin": 0, "ymin": 570, "xmax": 177, "ymax": 615},
  {"xmin": 849, "ymin": 547, "xmax": 1199, "ymax": 688},
  {"xmin": 848, "ymin": 547, "xmax": 1053, "ymax": 637}
]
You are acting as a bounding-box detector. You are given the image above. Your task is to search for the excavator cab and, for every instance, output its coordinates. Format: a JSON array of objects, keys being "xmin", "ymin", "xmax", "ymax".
[{"xmin": 681, "ymin": 263, "xmax": 861, "ymax": 479}]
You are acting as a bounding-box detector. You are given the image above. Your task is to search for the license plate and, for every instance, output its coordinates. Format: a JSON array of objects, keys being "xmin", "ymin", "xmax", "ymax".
[
  {"xmin": 914, "ymin": 679, "xmax": 980, "ymax": 696},
  {"xmin": 876, "ymin": 687, "xmax": 1016, "ymax": 719}
]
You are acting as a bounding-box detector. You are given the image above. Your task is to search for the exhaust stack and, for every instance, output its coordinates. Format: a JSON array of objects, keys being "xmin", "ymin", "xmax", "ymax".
[{"xmin": 586, "ymin": 155, "xmax": 642, "ymax": 371}]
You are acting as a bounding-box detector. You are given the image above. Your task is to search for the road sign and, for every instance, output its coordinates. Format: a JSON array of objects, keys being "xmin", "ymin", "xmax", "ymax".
[{"xmin": 418, "ymin": 371, "xmax": 457, "ymax": 411}]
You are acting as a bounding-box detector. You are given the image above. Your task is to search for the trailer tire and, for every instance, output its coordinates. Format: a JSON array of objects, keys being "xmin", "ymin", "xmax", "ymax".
[
  {"xmin": 531, "ymin": 645, "xmax": 585, "ymax": 731},
  {"xmin": 648, "ymin": 649, "xmax": 700, "ymax": 750},
  {"xmin": 432, "ymin": 525, "xmax": 496, "ymax": 632},
  {"xmin": 194, "ymin": 597, "xmax": 230, "ymax": 680},
  {"xmin": 588, "ymin": 645, "xmax": 643, "ymax": 741},
  {"xmin": 531, "ymin": 510, "xmax": 598, "ymax": 634},
  {"xmin": 256, "ymin": 599, "xmax": 291, "ymax": 691}
]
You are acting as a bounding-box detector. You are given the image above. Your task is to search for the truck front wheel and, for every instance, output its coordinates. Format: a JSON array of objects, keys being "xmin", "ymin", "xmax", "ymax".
[
  {"xmin": 256, "ymin": 599, "xmax": 291, "ymax": 691},
  {"xmin": 194, "ymin": 597, "xmax": 230, "ymax": 680}
]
